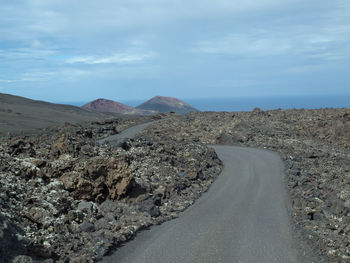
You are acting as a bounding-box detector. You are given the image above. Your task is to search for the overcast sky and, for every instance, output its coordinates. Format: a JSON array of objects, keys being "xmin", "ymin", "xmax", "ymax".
[{"xmin": 0, "ymin": 0, "xmax": 349, "ymax": 103}]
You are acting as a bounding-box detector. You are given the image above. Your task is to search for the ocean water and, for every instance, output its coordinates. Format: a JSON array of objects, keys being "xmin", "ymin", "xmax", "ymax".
[
  {"xmin": 64, "ymin": 95, "xmax": 350, "ymax": 112},
  {"xmin": 185, "ymin": 95, "xmax": 350, "ymax": 112}
]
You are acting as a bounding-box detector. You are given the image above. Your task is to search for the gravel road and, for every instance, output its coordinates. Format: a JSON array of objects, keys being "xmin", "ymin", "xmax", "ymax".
[{"xmin": 102, "ymin": 146, "xmax": 320, "ymax": 263}]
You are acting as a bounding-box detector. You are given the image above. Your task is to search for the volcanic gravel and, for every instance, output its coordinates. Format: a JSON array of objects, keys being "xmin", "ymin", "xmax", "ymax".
[
  {"xmin": 0, "ymin": 114, "xmax": 221, "ymax": 262},
  {"xmin": 144, "ymin": 108, "xmax": 350, "ymax": 262},
  {"xmin": 2, "ymin": 108, "xmax": 350, "ymax": 262}
]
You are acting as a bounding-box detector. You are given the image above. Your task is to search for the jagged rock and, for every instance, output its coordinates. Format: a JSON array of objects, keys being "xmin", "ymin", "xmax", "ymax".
[
  {"xmin": 144, "ymin": 109, "xmax": 350, "ymax": 262},
  {"xmin": 154, "ymin": 185, "xmax": 166, "ymax": 197},
  {"xmin": 4, "ymin": 107, "xmax": 347, "ymax": 262},
  {"xmin": 51, "ymin": 133, "xmax": 74, "ymax": 157},
  {"xmin": 12, "ymin": 255, "xmax": 33, "ymax": 263},
  {"xmin": 139, "ymin": 199, "xmax": 161, "ymax": 217},
  {"xmin": 8, "ymin": 137, "xmax": 35, "ymax": 157},
  {"xmin": 98, "ymin": 200, "xmax": 119, "ymax": 216},
  {"xmin": 106, "ymin": 158, "xmax": 137, "ymax": 199},
  {"xmin": 59, "ymin": 157, "xmax": 144, "ymax": 203},
  {"xmin": 326, "ymin": 196, "xmax": 347, "ymax": 215},
  {"xmin": 187, "ymin": 171, "xmax": 198, "ymax": 180},
  {"xmin": 60, "ymin": 172, "xmax": 78, "ymax": 191},
  {"xmin": 25, "ymin": 207, "xmax": 50, "ymax": 226},
  {"xmin": 74, "ymin": 178, "xmax": 96, "ymax": 201},
  {"xmin": 79, "ymin": 221, "xmax": 95, "ymax": 232},
  {"xmin": 2, "ymin": 115, "xmax": 187, "ymax": 261},
  {"xmin": 77, "ymin": 201, "xmax": 98, "ymax": 215},
  {"xmin": 94, "ymin": 218, "xmax": 111, "ymax": 231}
]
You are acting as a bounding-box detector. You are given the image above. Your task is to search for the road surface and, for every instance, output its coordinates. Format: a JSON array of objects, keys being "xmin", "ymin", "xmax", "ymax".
[
  {"xmin": 97, "ymin": 121, "xmax": 156, "ymax": 147},
  {"xmin": 102, "ymin": 146, "xmax": 318, "ymax": 263}
]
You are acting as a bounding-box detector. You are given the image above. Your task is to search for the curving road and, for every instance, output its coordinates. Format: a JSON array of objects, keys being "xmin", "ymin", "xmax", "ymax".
[
  {"xmin": 102, "ymin": 146, "xmax": 318, "ymax": 263},
  {"xmin": 97, "ymin": 121, "xmax": 156, "ymax": 147}
]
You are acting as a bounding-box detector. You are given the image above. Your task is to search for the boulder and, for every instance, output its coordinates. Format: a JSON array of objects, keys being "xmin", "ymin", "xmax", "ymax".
[{"xmin": 59, "ymin": 157, "xmax": 143, "ymax": 203}]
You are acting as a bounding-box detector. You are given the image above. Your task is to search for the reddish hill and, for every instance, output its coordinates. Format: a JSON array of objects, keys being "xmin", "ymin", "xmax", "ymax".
[
  {"xmin": 82, "ymin": 98, "xmax": 156, "ymax": 115},
  {"xmin": 136, "ymin": 96, "xmax": 199, "ymax": 114}
]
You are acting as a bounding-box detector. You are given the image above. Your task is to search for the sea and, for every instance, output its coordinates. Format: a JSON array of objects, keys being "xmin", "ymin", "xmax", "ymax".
[{"xmin": 66, "ymin": 95, "xmax": 350, "ymax": 112}]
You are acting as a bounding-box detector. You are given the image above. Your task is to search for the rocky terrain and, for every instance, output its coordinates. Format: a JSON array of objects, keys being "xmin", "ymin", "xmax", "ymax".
[
  {"xmin": 136, "ymin": 96, "xmax": 199, "ymax": 114},
  {"xmin": 0, "ymin": 114, "xmax": 221, "ymax": 262},
  {"xmin": 142, "ymin": 108, "xmax": 350, "ymax": 262},
  {"xmin": 1, "ymin": 99, "xmax": 350, "ymax": 262},
  {"xmin": 82, "ymin": 99, "xmax": 156, "ymax": 115}
]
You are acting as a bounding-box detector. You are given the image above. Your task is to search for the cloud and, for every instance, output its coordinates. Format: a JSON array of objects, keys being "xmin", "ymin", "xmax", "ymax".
[
  {"xmin": 193, "ymin": 33, "xmax": 292, "ymax": 58},
  {"xmin": 0, "ymin": 0, "xmax": 309, "ymax": 46},
  {"xmin": 0, "ymin": 72, "xmax": 56, "ymax": 83},
  {"xmin": 31, "ymin": 40, "xmax": 44, "ymax": 48},
  {"xmin": 0, "ymin": 68, "xmax": 91, "ymax": 84},
  {"xmin": 285, "ymin": 64, "xmax": 326, "ymax": 74},
  {"xmin": 65, "ymin": 52, "xmax": 155, "ymax": 65},
  {"xmin": 0, "ymin": 46, "xmax": 58, "ymax": 61},
  {"xmin": 193, "ymin": 24, "xmax": 350, "ymax": 62},
  {"xmin": 0, "ymin": 79, "xmax": 17, "ymax": 83},
  {"xmin": 0, "ymin": 0, "xmax": 349, "ymax": 100}
]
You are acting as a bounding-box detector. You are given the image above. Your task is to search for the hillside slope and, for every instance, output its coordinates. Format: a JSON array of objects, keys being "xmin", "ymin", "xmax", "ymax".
[
  {"xmin": 0, "ymin": 93, "xmax": 109, "ymax": 134},
  {"xmin": 82, "ymin": 98, "xmax": 157, "ymax": 115},
  {"xmin": 136, "ymin": 96, "xmax": 198, "ymax": 114}
]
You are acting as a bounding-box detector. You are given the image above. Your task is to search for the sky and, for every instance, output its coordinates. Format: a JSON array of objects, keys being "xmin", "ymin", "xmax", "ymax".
[{"xmin": 0, "ymin": 0, "xmax": 349, "ymax": 103}]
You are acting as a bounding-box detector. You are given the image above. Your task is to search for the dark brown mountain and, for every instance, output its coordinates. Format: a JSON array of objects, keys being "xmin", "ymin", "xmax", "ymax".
[
  {"xmin": 136, "ymin": 96, "xmax": 199, "ymax": 114},
  {"xmin": 82, "ymin": 98, "xmax": 157, "ymax": 115},
  {"xmin": 0, "ymin": 93, "xmax": 108, "ymax": 134}
]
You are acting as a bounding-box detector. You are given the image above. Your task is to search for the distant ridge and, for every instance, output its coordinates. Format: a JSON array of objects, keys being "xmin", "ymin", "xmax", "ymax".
[
  {"xmin": 136, "ymin": 96, "xmax": 199, "ymax": 114},
  {"xmin": 0, "ymin": 92, "xmax": 108, "ymax": 134},
  {"xmin": 82, "ymin": 98, "xmax": 157, "ymax": 115}
]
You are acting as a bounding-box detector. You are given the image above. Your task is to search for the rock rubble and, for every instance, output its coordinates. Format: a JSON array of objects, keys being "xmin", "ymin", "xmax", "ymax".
[
  {"xmin": 2, "ymin": 107, "xmax": 350, "ymax": 262},
  {"xmin": 0, "ymin": 114, "xmax": 221, "ymax": 262},
  {"xmin": 146, "ymin": 109, "xmax": 350, "ymax": 262}
]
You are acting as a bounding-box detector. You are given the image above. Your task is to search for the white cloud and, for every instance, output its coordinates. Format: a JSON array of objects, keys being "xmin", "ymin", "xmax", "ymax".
[
  {"xmin": 0, "ymin": 0, "xmax": 349, "ymax": 99},
  {"xmin": 65, "ymin": 52, "xmax": 155, "ymax": 64},
  {"xmin": 20, "ymin": 71, "xmax": 56, "ymax": 82},
  {"xmin": 0, "ymin": 47, "xmax": 57, "ymax": 61},
  {"xmin": 194, "ymin": 34, "xmax": 292, "ymax": 58},
  {"xmin": 286, "ymin": 64, "xmax": 325, "ymax": 74},
  {"xmin": 0, "ymin": 79, "xmax": 17, "ymax": 83},
  {"xmin": 0, "ymin": 68, "xmax": 90, "ymax": 83},
  {"xmin": 194, "ymin": 21, "xmax": 350, "ymax": 61},
  {"xmin": 31, "ymin": 40, "xmax": 44, "ymax": 48}
]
